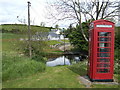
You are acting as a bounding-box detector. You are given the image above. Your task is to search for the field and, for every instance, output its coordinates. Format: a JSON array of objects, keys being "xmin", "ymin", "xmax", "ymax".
[
  {"xmin": 3, "ymin": 66, "xmax": 85, "ymax": 88},
  {"xmin": 1, "ymin": 25, "xmax": 120, "ymax": 88},
  {"xmin": 2, "ymin": 33, "xmax": 86, "ymax": 88},
  {"xmin": 2, "ymin": 33, "xmax": 46, "ymax": 82},
  {"xmin": 3, "ymin": 61, "xmax": 119, "ymax": 88},
  {"xmin": 1, "ymin": 24, "xmax": 50, "ymax": 33}
]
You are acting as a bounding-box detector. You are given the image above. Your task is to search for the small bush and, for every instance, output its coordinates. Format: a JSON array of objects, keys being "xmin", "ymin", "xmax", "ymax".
[
  {"xmin": 19, "ymin": 40, "xmax": 47, "ymax": 56},
  {"xmin": 68, "ymin": 61, "xmax": 87, "ymax": 76},
  {"xmin": 2, "ymin": 54, "xmax": 46, "ymax": 81},
  {"xmin": 18, "ymin": 40, "xmax": 48, "ymax": 63},
  {"xmin": 32, "ymin": 55, "xmax": 47, "ymax": 63},
  {"xmin": 114, "ymin": 49, "xmax": 120, "ymax": 74}
]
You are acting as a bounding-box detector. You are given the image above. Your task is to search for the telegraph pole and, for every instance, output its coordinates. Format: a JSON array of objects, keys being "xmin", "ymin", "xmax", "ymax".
[
  {"xmin": 64, "ymin": 29, "xmax": 65, "ymax": 65},
  {"xmin": 27, "ymin": 1, "xmax": 32, "ymax": 58}
]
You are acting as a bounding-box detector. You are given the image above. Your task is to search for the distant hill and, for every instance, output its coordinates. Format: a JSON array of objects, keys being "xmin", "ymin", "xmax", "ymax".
[{"xmin": 0, "ymin": 24, "xmax": 53, "ymax": 33}]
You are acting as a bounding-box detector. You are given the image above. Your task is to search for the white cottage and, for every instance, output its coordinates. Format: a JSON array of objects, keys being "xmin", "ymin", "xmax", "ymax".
[
  {"xmin": 48, "ymin": 32, "xmax": 64, "ymax": 40},
  {"xmin": 32, "ymin": 29, "xmax": 65, "ymax": 41}
]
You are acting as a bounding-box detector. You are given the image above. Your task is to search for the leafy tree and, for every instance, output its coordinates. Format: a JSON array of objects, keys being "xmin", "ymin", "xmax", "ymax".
[
  {"xmin": 115, "ymin": 27, "xmax": 120, "ymax": 50},
  {"xmin": 114, "ymin": 27, "xmax": 120, "ymax": 74},
  {"xmin": 64, "ymin": 24, "xmax": 73, "ymax": 37},
  {"xmin": 55, "ymin": 24, "xmax": 59, "ymax": 29},
  {"xmin": 66, "ymin": 23, "xmax": 88, "ymax": 52}
]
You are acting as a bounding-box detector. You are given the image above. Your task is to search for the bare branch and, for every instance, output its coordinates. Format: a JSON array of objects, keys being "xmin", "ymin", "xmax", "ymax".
[
  {"xmin": 46, "ymin": 0, "xmax": 119, "ymax": 41},
  {"xmin": 101, "ymin": 1, "xmax": 109, "ymax": 19},
  {"xmin": 103, "ymin": 8, "xmax": 119, "ymax": 19}
]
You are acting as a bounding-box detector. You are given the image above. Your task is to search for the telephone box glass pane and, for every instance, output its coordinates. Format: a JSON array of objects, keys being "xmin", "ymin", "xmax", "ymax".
[
  {"xmin": 97, "ymin": 58, "xmax": 110, "ymax": 62},
  {"xmin": 97, "ymin": 63, "xmax": 110, "ymax": 67},
  {"xmin": 98, "ymin": 37, "xmax": 111, "ymax": 42},
  {"xmin": 98, "ymin": 32, "xmax": 111, "ymax": 36},
  {"xmin": 98, "ymin": 43, "xmax": 111, "ymax": 47},
  {"xmin": 98, "ymin": 48, "xmax": 110, "ymax": 52},
  {"xmin": 97, "ymin": 53, "xmax": 110, "ymax": 57},
  {"xmin": 97, "ymin": 69, "xmax": 110, "ymax": 73}
]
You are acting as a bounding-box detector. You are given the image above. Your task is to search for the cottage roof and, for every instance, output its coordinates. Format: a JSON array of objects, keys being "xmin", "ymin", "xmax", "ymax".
[{"xmin": 48, "ymin": 32, "xmax": 60, "ymax": 37}]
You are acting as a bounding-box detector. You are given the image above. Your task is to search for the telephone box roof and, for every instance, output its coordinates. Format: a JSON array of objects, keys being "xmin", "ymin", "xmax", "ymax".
[{"xmin": 92, "ymin": 19, "xmax": 115, "ymax": 24}]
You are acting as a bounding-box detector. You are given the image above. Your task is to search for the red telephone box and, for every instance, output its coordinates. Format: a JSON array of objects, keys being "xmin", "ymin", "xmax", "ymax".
[{"xmin": 88, "ymin": 19, "xmax": 114, "ymax": 82}]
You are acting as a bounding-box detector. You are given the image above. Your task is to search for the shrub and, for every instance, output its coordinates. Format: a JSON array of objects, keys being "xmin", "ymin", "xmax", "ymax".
[
  {"xmin": 2, "ymin": 54, "xmax": 46, "ymax": 81},
  {"xmin": 66, "ymin": 24, "xmax": 88, "ymax": 52},
  {"xmin": 114, "ymin": 27, "xmax": 120, "ymax": 74},
  {"xmin": 114, "ymin": 50, "xmax": 120, "ymax": 74},
  {"xmin": 19, "ymin": 40, "xmax": 47, "ymax": 58},
  {"xmin": 68, "ymin": 61, "xmax": 87, "ymax": 76}
]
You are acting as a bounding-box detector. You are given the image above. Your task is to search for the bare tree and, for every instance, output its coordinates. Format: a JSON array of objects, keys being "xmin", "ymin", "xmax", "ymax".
[
  {"xmin": 82, "ymin": 0, "xmax": 119, "ymax": 20},
  {"xmin": 117, "ymin": 1, "xmax": 120, "ymax": 26},
  {"xmin": 47, "ymin": 0, "xmax": 119, "ymax": 41}
]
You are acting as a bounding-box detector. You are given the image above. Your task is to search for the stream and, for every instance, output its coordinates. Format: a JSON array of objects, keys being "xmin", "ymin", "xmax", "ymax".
[{"xmin": 46, "ymin": 54, "xmax": 87, "ymax": 67}]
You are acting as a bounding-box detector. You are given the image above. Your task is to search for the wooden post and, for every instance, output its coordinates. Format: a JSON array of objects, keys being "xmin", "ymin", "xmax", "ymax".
[
  {"xmin": 64, "ymin": 31, "xmax": 65, "ymax": 65},
  {"xmin": 27, "ymin": 1, "xmax": 32, "ymax": 58}
]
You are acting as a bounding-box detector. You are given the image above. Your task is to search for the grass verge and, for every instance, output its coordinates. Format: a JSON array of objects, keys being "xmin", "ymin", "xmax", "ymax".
[
  {"xmin": 2, "ymin": 54, "xmax": 45, "ymax": 81},
  {"xmin": 2, "ymin": 61, "xmax": 119, "ymax": 88},
  {"xmin": 2, "ymin": 33, "xmax": 46, "ymax": 81},
  {"xmin": 2, "ymin": 66, "xmax": 85, "ymax": 88}
]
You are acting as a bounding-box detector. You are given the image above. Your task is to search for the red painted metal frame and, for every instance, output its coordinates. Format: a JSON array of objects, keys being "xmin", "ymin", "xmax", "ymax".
[{"xmin": 88, "ymin": 19, "xmax": 114, "ymax": 81}]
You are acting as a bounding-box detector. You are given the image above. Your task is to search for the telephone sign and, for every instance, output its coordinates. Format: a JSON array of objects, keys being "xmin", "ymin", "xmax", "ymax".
[{"xmin": 96, "ymin": 25, "xmax": 112, "ymax": 28}]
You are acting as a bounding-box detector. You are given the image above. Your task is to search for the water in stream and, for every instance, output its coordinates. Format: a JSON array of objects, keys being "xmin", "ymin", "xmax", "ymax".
[{"xmin": 46, "ymin": 55, "xmax": 85, "ymax": 67}]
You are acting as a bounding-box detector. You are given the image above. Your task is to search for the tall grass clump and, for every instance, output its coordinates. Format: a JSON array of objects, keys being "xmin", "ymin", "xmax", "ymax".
[
  {"xmin": 114, "ymin": 50, "xmax": 120, "ymax": 74},
  {"xmin": 114, "ymin": 27, "xmax": 120, "ymax": 74},
  {"xmin": 2, "ymin": 32, "xmax": 48, "ymax": 81},
  {"xmin": 68, "ymin": 61, "xmax": 87, "ymax": 76},
  {"xmin": 2, "ymin": 54, "xmax": 46, "ymax": 81}
]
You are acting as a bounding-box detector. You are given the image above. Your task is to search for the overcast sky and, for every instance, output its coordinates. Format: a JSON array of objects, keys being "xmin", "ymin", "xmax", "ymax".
[
  {"xmin": 0, "ymin": 0, "xmax": 119, "ymax": 28},
  {"xmin": 0, "ymin": 0, "xmax": 71, "ymax": 28}
]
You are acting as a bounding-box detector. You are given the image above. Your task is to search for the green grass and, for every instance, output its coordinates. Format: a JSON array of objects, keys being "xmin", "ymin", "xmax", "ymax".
[
  {"xmin": 1, "ymin": 24, "xmax": 50, "ymax": 33},
  {"xmin": 2, "ymin": 33, "xmax": 25, "ymax": 39},
  {"xmin": 2, "ymin": 54, "xmax": 45, "ymax": 81},
  {"xmin": 2, "ymin": 66, "xmax": 85, "ymax": 88},
  {"xmin": 91, "ymin": 84, "xmax": 119, "ymax": 88},
  {"xmin": 61, "ymin": 40, "xmax": 70, "ymax": 43},
  {"xmin": 2, "ymin": 33, "xmax": 46, "ymax": 81},
  {"xmin": 43, "ymin": 40, "xmax": 64, "ymax": 54},
  {"xmin": 43, "ymin": 47, "xmax": 64, "ymax": 54},
  {"xmin": 2, "ymin": 32, "xmax": 119, "ymax": 88},
  {"xmin": 52, "ymin": 50, "xmax": 64, "ymax": 53},
  {"xmin": 2, "ymin": 33, "xmax": 24, "ymax": 54},
  {"xmin": 45, "ymin": 40, "xmax": 62, "ymax": 45},
  {"xmin": 3, "ymin": 62, "xmax": 119, "ymax": 88},
  {"xmin": 68, "ymin": 61, "xmax": 87, "ymax": 76},
  {"xmin": 114, "ymin": 74, "xmax": 120, "ymax": 83}
]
